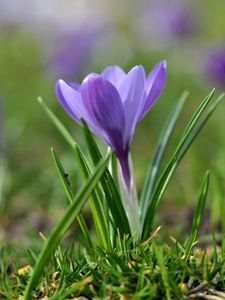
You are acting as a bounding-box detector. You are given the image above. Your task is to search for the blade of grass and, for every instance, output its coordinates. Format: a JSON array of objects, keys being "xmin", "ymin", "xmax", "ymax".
[
  {"xmin": 152, "ymin": 241, "xmax": 171, "ymax": 300},
  {"xmin": 23, "ymin": 151, "xmax": 111, "ymax": 300},
  {"xmin": 142, "ymin": 91, "xmax": 224, "ymax": 239},
  {"xmin": 185, "ymin": 171, "xmax": 210, "ymax": 260},
  {"xmin": 140, "ymin": 91, "xmax": 188, "ymax": 216},
  {"xmin": 178, "ymin": 92, "xmax": 224, "ymax": 160},
  {"xmin": 75, "ymin": 144, "xmax": 111, "ymax": 251},
  {"xmin": 51, "ymin": 148, "xmax": 92, "ymax": 250},
  {"xmin": 38, "ymin": 97, "xmax": 75, "ymax": 148},
  {"xmin": 82, "ymin": 120, "xmax": 131, "ymax": 235}
]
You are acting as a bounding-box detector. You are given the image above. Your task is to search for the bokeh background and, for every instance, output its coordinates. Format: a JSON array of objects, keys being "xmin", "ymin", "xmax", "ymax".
[{"xmin": 0, "ymin": 0, "xmax": 225, "ymax": 251}]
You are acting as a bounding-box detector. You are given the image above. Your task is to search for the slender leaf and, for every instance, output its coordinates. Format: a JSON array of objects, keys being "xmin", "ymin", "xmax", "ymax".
[
  {"xmin": 82, "ymin": 120, "xmax": 131, "ymax": 235},
  {"xmin": 23, "ymin": 152, "xmax": 111, "ymax": 300},
  {"xmin": 185, "ymin": 171, "xmax": 210, "ymax": 259},
  {"xmin": 142, "ymin": 91, "xmax": 224, "ymax": 239},
  {"xmin": 75, "ymin": 144, "xmax": 111, "ymax": 251},
  {"xmin": 177, "ymin": 92, "xmax": 224, "ymax": 160},
  {"xmin": 174, "ymin": 89, "xmax": 215, "ymax": 155},
  {"xmin": 51, "ymin": 148, "xmax": 74, "ymax": 204},
  {"xmin": 140, "ymin": 91, "xmax": 188, "ymax": 216},
  {"xmin": 38, "ymin": 97, "xmax": 75, "ymax": 147},
  {"xmin": 51, "ymin": 148, "xmax": 92, "ymax": 250}
]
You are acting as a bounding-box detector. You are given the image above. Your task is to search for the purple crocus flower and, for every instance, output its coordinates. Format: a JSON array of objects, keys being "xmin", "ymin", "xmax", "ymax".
[
  {"xmin": 56, "ymin": 62, "xmax": 167, "ymax": 189},
  {"xmin": 206, "ymin": 47, "xmax": 225, "ymax": 87}
]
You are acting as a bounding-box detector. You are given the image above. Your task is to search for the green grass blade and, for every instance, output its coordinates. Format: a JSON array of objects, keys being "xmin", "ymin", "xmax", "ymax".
[
  {"xmin": 51, "ymin": 148, "xmax": 92, "ymax": 250},
  {"xmin": 140, "ymin": 91, "xmax": 188, "ymax": 216},
  {"xmin": 153, "ymin": 241, "xmax": 171, "ymax": 300},
  {"xmin": 51, "ymin": 148, "xmax": 74, "ymax": 204},
  {"xmin": 142, "ymin": 91, "xmax": 224, "ymax": 239},
  {"xmin": 38, "ymin": 97, "xmax": 75, "ymax": 148},
  {"xmin": 82, "ymin": 120, "xmax": 131, "ymax": 235},
  {"xmin": 185, "ymin": 171, "xmax": 210, "ymax": 259},
  {"xmin": 75, "ymin": 144, "xmax": 111, "ymax": 251},
  {"xmin": 23, "ymin": 152, "xmax": 111, "ymax": 300},
  {"xmin": 183, "ymin": 89, "xmax": 215, "ymax": 134},
  {"xmin": 178, "ymin": 92, "xmax": 224, "ymax": 160},
  {"xmin": 77, "ymin": 215, "xmax": 93, "ymax": 250},
  {"xmin": 192, "ymin": 171, "xmax": 210, "ymax": 233},
  {"xmin": 174, "ymin": 89, "xmax": 215, "ymax": 156}
]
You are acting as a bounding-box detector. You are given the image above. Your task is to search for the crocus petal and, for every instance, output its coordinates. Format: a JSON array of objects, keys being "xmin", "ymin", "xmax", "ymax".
[
  {"xmin": 101, "ymin": 66, "xmax": 126, "ymax": 89},
  {"xmin": 81, "ymin": 74, "xmax": 125, "ymax": 152},
  {"xmin": 56, "ymin": 79, "xmax": 84, "ymax": 124},
  {"xmin": 118, "ymin": 65, "xmax": 146, "ymax": 146},
  {"xmin": 67, "ymin": 81, "xmax": 81, "ymax": 91},
  {"xmin": 139, "ymin": 60, "xmax": 167, "ymax": 120},
  {"xmin": 56, "ymin": 79, "xmax": 111, "ymax": 145}
]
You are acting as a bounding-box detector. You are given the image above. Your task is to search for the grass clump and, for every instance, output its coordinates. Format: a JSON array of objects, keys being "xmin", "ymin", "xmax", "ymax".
[{"xmin": 1, "ymin": 233, "xmax": 225, "ymax": 299}]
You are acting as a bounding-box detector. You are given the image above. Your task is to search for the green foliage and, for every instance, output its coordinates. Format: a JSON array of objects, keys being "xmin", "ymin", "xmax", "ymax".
[
  {"xmin": 23, "ymin": 151, "xmax": 111, "ymax": 299},
  {"xmin": 142, "ymin": 90, "xmax": 224, "ymax": 239},
  {"xmin": 1, "ymin": 233, "xmax": 225, "ymax": 299},
  {"xmin": 38, "ymin": 97, "xmax": 75, "ymax": 148},
  {"xmin": 39, "ymin": 90, "xmax": 224, "ymax": 243},
  {"xmin": 81, "ymin": 120, "xmax": 131, "ymax": 236},
  {"xmin": 39, "ymin": 98, "xmax": 131, "ymax": 236},
  {"xmin": 74, "ymin": 144, "xmax": 111, "ymax": 251},
  {"xmin": 140, "ymin": 91, "xmax": 188, "ymax": 219},
  {"xmin": 185, "ymin": 171, "xmax": 210, "ymax": 260},
  {"xmin": 51, "ymin": 148, "xmax": 92, "ymax": 250}
]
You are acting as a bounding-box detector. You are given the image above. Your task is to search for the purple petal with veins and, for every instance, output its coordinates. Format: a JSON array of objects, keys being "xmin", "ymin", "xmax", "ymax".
[
  {"xmin": 56, "ymin": 79, "xmax": 111, "ymax": 145},
  {"xmin": 139, "ymin": 61, "xmax": 167, "ymax": 120},
  {"xmin": 56, "ymin": 80, "xmax": 84, "ymax": 124},
  {"xmin": 81, "ymin": 74, "xmax": 125, "ymax": 152},
  {"xmin": 118, "ymin": 65, "xmax": 146, "ymax": 146},
  {"xmin": 101, "ymin": 66, "xmax": 126, "ymax": 89}
]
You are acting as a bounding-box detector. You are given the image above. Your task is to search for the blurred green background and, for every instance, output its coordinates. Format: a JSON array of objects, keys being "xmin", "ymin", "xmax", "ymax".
[{"xmin": 0, "ymin": 0, "xmax": 225, "ymax": 249}]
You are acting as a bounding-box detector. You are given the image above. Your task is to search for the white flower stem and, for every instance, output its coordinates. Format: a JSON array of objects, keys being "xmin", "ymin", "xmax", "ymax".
[{"xmin": 118, "ymin": 153, "xmax": 141, "ymax": 238}]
